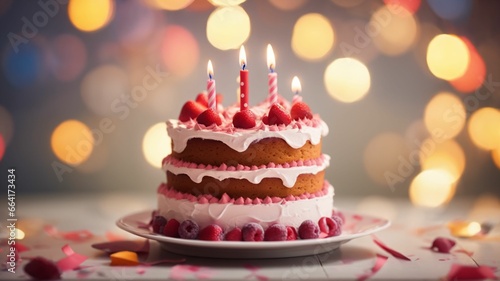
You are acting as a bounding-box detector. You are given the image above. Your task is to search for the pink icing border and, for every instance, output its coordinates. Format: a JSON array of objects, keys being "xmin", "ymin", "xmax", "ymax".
[
  {"xmin": 162, "ymin": 155, "xmax": 327, "ymax": 171},
  {"xmin": 157, "ymin": 182, "xmax": 330, "ymax": 205}
]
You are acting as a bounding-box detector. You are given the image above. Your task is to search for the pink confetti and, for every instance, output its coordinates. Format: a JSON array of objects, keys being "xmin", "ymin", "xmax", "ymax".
[
  {"xmin": 372, "ymin": 236, "xmax": 411, "ymax": 261},
  {"xmin": 446, "ymin": 264, "xmax": 497, "ymax": 280},
  {"xmin": 357, "ymin": 254, "xmax": 388, "ymax": 281},
  {"xmin": 16, "ymin": 242, "xmax": 30, "ymax": 253},
  {"xmin": 430, "ymin": 237, "xmax": 456, "ymax": 253},
  {"xmin": 44, "ymin": 225, "xmax": 94, "ymax": 242},
  {"xmin": 91, "ymin": 240, "xmax": 150, "ymax": 254},
  {"xmin": 56, "ymin": 244, "xmax": 88, "ymax": 272}
]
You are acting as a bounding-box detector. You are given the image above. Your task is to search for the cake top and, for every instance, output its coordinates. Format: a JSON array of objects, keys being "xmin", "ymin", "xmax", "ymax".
[{"xmin": 168, "ymin": 93, "xmax": 329, "ymax": 153}]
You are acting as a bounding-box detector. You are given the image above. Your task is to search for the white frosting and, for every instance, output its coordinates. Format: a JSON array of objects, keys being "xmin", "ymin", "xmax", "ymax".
[
  {"xmin": 167, "ymin": 119, "xmax": 329, "ymax": 153},
  {"xmin": 157, "ymin": 185, "xmax": 334, "ymax": 230},
  {"xmin": 164, "ymin": 155, "xmax": 330, "ymax": 188}
]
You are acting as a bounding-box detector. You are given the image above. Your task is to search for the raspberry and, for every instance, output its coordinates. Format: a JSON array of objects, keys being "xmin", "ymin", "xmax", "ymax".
[
  {"xmin": 331, "ymin": 215, "xmax": 344, "ymax": 229},
  {"xmin": 233, "ymin": 109, "xmax": 256, "ymax": 129},
  {"xmin": 290, "ymin": 101, "xmax": 313, "ymax": 120},
  {"xmin": 225, "ymin": 227, "xmax": 242, "ymax": 241},
  {"xmin": 196, "ymin": 92, "xmax": 223, "ymax": 107},
  {"xmin": 286, "ymin": 226, "xmax": 298, "ymax": 240},
  {"xmin": 179, "ymin": 100, "xmax": 206, "ymax": 122},
  {"xmin": 162, "ymin": 218, "xmax": 180, "ymax": 238},
  {"xmin": 196, "ymin": 108, "xmax": 222, "ymax": 126},
  {"xmin": 332, "ymin": 210, "xmax": 345, "ymax": 225},
  {"xmin": 267, "ymin": 103, "xmax": 291, "ymax": 126},
  {"xmin": 198, "ymin": 224, "xmax": 224, "ymax": 241},
  {"xmin": 242, "ymin": 223, "xmax": 264, "ymax": 241},
  {"xmin": 152, "ymin": 216, "xmax": 167, "ymax": 234},
  {"xmin": 318, "ymin": 217, "xmax": 341, "ymax": 237},
  {"xmin": 179, "ymin": 220, "xmax": 199, "ymax": 239},
  {"xmin": 24, "ymin": 257, "xmax": 61, "ymax": 280},
  {"xmin": 264, "ymin": 224, "xmax": 287, "ymax": 241},
  {"xmin": 298, "ymin": 220, "xmax": 319, "ymax": 239}
]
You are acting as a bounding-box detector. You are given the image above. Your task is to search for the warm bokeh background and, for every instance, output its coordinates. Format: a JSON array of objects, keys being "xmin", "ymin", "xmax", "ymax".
[{"xmin": 1, "ymin": 0, "xmax": 499, "ymax": 208}]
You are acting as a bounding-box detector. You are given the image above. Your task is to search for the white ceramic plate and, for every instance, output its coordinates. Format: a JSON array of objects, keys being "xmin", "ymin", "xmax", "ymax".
[{"xmin": 117, "ymin": 210, "xmax": 390, "ymax": 259}]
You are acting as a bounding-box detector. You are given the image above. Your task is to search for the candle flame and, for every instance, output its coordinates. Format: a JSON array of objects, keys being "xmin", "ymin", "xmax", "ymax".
[
  {"xmin": 239, "ymin": 45, "xmax": 247, "ymax": 69},
  {"xmin": 267, "ymin": 44, "xmax": 275, "ymax": 71},
  {"xmin": 292, "ymin": 76, "xmax": 301, "ymax": 93},
  {"xmin": 207, "ymin": 60, "xmax": 214, "ymax": 79}
]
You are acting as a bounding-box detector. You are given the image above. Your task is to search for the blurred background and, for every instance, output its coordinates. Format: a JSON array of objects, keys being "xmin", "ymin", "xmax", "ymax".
[{"xmin": 1, "ymin": 0, "xmax": 499, "ymax": 209}]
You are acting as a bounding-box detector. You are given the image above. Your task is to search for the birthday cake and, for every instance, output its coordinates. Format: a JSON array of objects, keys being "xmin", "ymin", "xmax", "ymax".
[
  {"xmin": 151, "ymin": 92, "xmax": 341, "ymax": 242},
  {"xmin": 152, "ymin": 46, "xmax": 340, "ymax": 241}
]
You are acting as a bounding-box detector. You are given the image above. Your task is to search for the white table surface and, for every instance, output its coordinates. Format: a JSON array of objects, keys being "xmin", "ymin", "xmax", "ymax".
[{"xmin": 1, "ymin": 193, "xmax": 499, "ymax": 280}]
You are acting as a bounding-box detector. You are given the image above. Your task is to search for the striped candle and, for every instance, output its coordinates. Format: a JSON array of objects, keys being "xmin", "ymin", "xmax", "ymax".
[
  {"xmin": 267, "ymin": 44, "xmax": 278, "ymax": 105},
  {"xmin": 207, "ymin": 60, "xmax": 216, "ymax": 110}
]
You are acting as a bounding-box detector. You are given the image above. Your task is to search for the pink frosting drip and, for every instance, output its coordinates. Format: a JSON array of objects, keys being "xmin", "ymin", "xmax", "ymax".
[
  {"xmin": 157, "ymin": 182, "xmax": 330, "ymax": 205},
  {"xmin": 163, "ymin": 155, "xmax": 327, "ymax": 171}
]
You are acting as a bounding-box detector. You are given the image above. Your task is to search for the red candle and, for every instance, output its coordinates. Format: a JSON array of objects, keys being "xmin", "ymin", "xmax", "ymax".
[
  {"xmin": 267, "ymin": 44, "xmax": 277, "ymax": 105},
  {"xmin": 207, "ymin": 60, "xmax": 216, "ymax": 110},
  {"xmin": 239, "ymin": 46, "xmax": 249, "ymax": 111},
  {"xmin": 292, "ymin": 76, "xmax": 302, "ymax": 104}
]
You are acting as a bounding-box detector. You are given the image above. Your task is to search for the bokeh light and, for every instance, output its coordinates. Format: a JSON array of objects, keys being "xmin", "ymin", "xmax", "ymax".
[
  {"xmin": 450, "ymin": 38, "xmax": 486, "ymax": 94},
  {"xmin": 0, "ymin": 134, "xmax": 5, "ymax": 161},
  {"xmin": 147, "ymin": 0, "xmax": 193, "ymax": 10},
  {"xmin": 371, "ymin": 6, "xmax": 419, "ymax": 56},
  {"xmin": 51, "ymin": 120, "xmax": 94, "ymax": 166},
  {"xmin": 80, "ymin": 64, "xmax": 129, "ymax": 116},
  {"xmin": 3, "ymin": 43, "xmax": 42, "ymax": 88},
  {"xmin": 492, "ymin": 147, "xmax": 500, "ymax": 170},
  {"xmin": 427, "ymin": 34, "xmax": 470, "ymax": 80},
  {"xmin": 420, "ymin": 139, "xmax": 465, "ymax": 182},
  {"xmin": 206, "ymin": 6, "xmax": 250, "ymax": 51},
  {"xmin": 292, "ymin": 13, "xmax": 334, "ymax": 61},
  {"xmin": 162, "ymin": 25, "xmax": 199, "ymax": 78},
  {"xmin": 468, "ymin": 107, "xmax": 500, "ymax": 150},
  {"xmin": 427, "ymin": 0, "xmax": 472, "ymax": 21},
  {"xmin": 324, "ymin": 58, "xmax": 370, "ymax": 103},
  {"xmin": 15, "ymin": 228, "xmax": 25, "ymax": 240},
  {"xmin": 209, "ymin": 0, "xmax": 246, "ymax": 6},
  {"xmin": 142, "ymin": 123, "xmax": 172, "ymax": 168},
  {"xmin": 68, "ymin": 0, "xmax": 114, "ymax": 32},
  {"xmin": 424, "ymin": 92, "xmax": 466, "ymax": 140},
  {"xmin": 269, "ymin": 0, "xmax": 307, "ymax": 11},
  {"xmin": 0, "ymin": 106, "xmax": 14, "ymax": 146},
  {"xmin": 410, "ymin": 169, "xmax": 456, "ymax": 208},
  {"xmin": 383, "ymin": 0, "xmax": 421, "ymax": 14},
  {"xmin": 111, "ymin": 0, "xmax": 158, "ymax": 45},
  {"xmin": 48, "ymin": 34, "xmax": 86, "ymax": 81},
  {"xmin": 187, "ymin": 0, "xmax": 214, "ymax": 11},
  {"xmin": 363, "ymin": 132, "xmax": 410, "ymax": 186}
]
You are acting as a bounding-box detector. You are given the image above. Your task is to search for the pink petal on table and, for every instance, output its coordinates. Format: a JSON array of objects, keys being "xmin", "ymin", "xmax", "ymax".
[
  {"xmin": 357, "ymin": 254, "xmax": 388, "ymax": 281},
  {"xmin": 56, "ymin": 244, "xmax": 88, "ymax": 271},
  {"xmin": 446, "ymin": 264, "xmax": 497, "ymax": 280},
  {"xmin": 372, "ymin": 236, "xmax": 411, "ymax": 261},
  {"xmin": 91, "ymin": 240, "xmax": 149, "ymax": 254},
  {"xmin": 430, "ymin": 237, "xmax": 456, "ymax": 253},
  {"xmin": 43, "ymin": 225, "xmax": 94, "ymax": 242},
  {"xmin": 16, "ymin": 242, "xmax": 30, "ymax": 252},
  {"xmin": 244, "ymin": 264, "xmax": 269, "ymax": 281}
]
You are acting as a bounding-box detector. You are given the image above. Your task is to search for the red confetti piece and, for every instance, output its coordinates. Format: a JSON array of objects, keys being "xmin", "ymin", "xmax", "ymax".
[
  {"xmin": 372, "ymin": 236, "xmax": 411, "ymax": 261},
  {"xmin": 446, "ymin": 264, "xmax": 497, "ymax": 280},
  {"xmin": 91, "ymin": 240, "xmax": 149, "ymax": 254},
  {"xmin": 24, "ymin": 257, "xmax": 61, "ymax": 280},
  {"xmin": 244, "ymin": 264, "xmax": 269, "ymax": 281},
  {"xmin": 56, "ymin": 244, "xmax": 88, "ymax": 271},
  {"xmin": 357, "ymin": 254, "xmax": 388, "ymax": 281},
  {"xmin": 430, "ymin": 237, "xmax": 456, "ymax": 253},
  {"xmin": 44, "ymin": 225, "xmax": 94, "ymax": 242}
]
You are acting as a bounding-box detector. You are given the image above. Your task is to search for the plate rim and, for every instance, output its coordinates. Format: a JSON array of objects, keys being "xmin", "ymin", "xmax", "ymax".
[{"xmin": 116, "ymin": 209, "xmax": 391, "ymax": 249}]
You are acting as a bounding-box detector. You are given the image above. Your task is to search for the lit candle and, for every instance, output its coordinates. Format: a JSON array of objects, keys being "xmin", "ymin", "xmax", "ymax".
[
  {"xmin": 291, "ymin": 76, "xmax": 302, "ymax": 104},
  {"xmin": 239, "ymin": 46, "xmax": 249, "ymax": 111},
  {"xmin": 207, "ymin": 60, "xmax": 216, "ymax": 110},
  {"xmin": 267, "ymin": 44, "xmax": 277, "ymax": 105}
]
